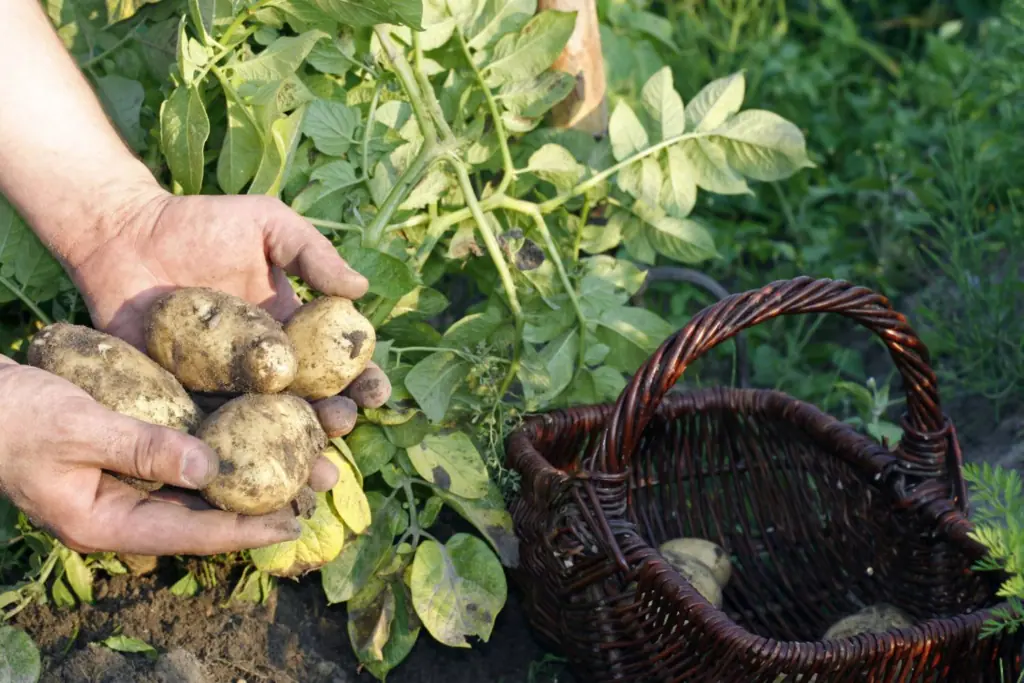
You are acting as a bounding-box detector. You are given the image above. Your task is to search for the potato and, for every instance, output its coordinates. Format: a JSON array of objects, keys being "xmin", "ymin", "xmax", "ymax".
[
  {"xmin": 659, "ymin": 537, "xmax": 732, "ymax": 587},
  {"xmin": 823, "ymin": 602, "xmax": 913, "ymax": 639},
  {"xmin": 197, "ymin": 394, "xmax": 327, "ymax": 516},
  {"xmin": 661, "ymin": 553, "xmax": 723, "ymax": 608},
  {"xmin": 145, "ymin": 287, "xmax": 297, "ymax": 394},
  {"xmin": 284, "ymin": 297, "xmax": 376, "ymax": 401},
  {"xmin": 27, "ymin": 322, "xmax": 204, "ymax": 492},
  {"xmin": 312, "ymin": 396, "xmax": 358, "ymax": 438}
]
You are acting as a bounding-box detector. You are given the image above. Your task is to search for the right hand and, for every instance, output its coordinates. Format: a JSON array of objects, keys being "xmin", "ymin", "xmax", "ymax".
[{"xmin": 0, "ymin": 359, "xmax": 314, "ymax": 556}]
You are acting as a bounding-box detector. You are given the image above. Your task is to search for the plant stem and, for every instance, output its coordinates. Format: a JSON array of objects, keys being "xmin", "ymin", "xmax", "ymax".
[
  {"xmin": 539, "ymin": 131, "xmax": 704, "ymax": 213},
  {"xmin": 220, "ymin": 0, "xmax": 276, "ymax": 44},
  {"xmin": 457, "ymin": 30, "xmax": 515, "ymax": 196},
  {"xmin": 449, "ymin": 162, "xmax": 523, "ymax": 397},
  {"xmin": 306, "ymin": 218, "xmax": 362, "ymax": 233},
  {"xmin": 498, "ymin": 196, "xmax": 588, "ymax": 377},
  {"xmin": 375, "ymin": 27, "xmax": 438, "ymax": 143},
  {"xmin": 79, "ymin": 22, "xmax": 142, "ymax": 69},
  {"xmin": 411, "ymin": 33, "xmax": 455, "ymax": 143},
  {"xmin": 363, "ymin": 145, "xmax": 437, "ymax": 247},
  {"xmin": 0, "ymin": 276, "xmax": 52, "ymax": 326},
  {"xmin": 362, "ymin": 83, "xmax": 382, "ymax": 179}
]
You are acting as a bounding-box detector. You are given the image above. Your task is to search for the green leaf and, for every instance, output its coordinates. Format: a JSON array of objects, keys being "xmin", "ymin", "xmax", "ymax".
[
  {"xmin": 405, "ymin": 352, "xmax": 471, "ymax": 424},
  {"xmin": 466, "ymin": 0, "xmax": 535, "ymax": 50},
  {"xmin": 661, "ymin": 145, "xmax": 698, "ymax": 217},
  {"xmin": 310, "ymin": 0, "xmax": 424, "ymax": 30},
  {"xmin": 170, "ymin": 572, "xmax": 200, "ymax": 597},
  {"xmin": 595, "ymin": 306, "xmax": 674, "ymax": 374},
  {"xmin": 248, "ymin": 106, "xmax": 306, "ymax": 196},
  {"xmin": 345, "ymin": 424, "xmax": 398, "ymax": 478},
  {"xmin": 617, "ymin": 157, "xmax": 662, "ymax": 205},
  {"xmin": 52, "ymin": 575, "xmax": 75, "ymax": 609},
  {"xmin": 435, "ymin": 481, "xmax": 519, "ymax": 567},
  {"xmin": 0, "ymin": 626, "xmax": 41, "ymax": 683},
  {"xmin": 406, "ymin": 432, "xmax": 489, "ymax": 498},
  {"xmin": 94, "ymin": 76, "xmax": 146, "ymax": 151},
  {"xmin": 410, "ymin": 534, "xmax": 507, "ymax": 648},
  {"xmin": 390, "ymin": 287, "xmax": 450, "ymax": 321},
  {"xmin": 307, "ymin": 35, "xmax": 356, "ymax": 76},
  {"xmin": 644, "ymin": 213, "xmax": 718, "ymax": 265},
  {"xmin": 322, "ymin": 497, "xmax": 396, "ymax": 603},
  {"xmin": 676, "ymin": 138, "xmax": 748, "ymax": 195},
  {"xmin": 0, "ymin": 197, "xmax": 68, "ymax": 305},
  {"xmin": 61, "ymin": 549, "xmax": 94, "ymax": 604},
  {"xmin": 102, "ymin": 635, "xmax": 158, "ymax": 659},
  {"xmin": 0, "ymin": 497, "xmax": 19, "ymax": 545},
  {"xmin": 217, "ymin": 96, "xmax": 263, "ymax": 194},
  {"xmin": 519, "ymin": 329, "xmax": 578, "ymax": 408},
  {"xmin": 226, "ymin": 30, "xmax": 328, "ymax": 86},
  {"xmin": 441, "ymin": 307, "xmax": 504, "ymax": 348},
  {"xmin": 580, "ymin": 217, "xmax": 622, "ymax": 254},
  {"xmin": 709, "ymin": 110, "xmax": 814, "ymax": 181},
  {"xmin": 566, "ymin": 365, "xmax": 627, "ymax": 404},
  {"xmin": 250, "ymin": 493, "xmax": 346, "ymax": 577},
  {"xmin": 338, "ymin": 242, "xmax": 419, "ymax": 300},
  {"xmin": 609, "ymin": 101, "xmax": 649, "ymax": 162},
  {"xmin": 495, "ymin": 71, "xmax": 575, "ymax": 119},
  {"xmin": 641, "ymin": 66, "xmax": 685, "ymax": 140},
  {"xmin": 302, "ymin": 99, "xmax": 361, "ymax": 156},
  {"xmin": 418, "ymin": 496, "xmax": 445, "ymax": 528},
  {"xmin": 384, "ymin": 413, "xmax": 430, "ymax": 448},
  {"xmin": 159, "ymin": 85, "xmax": 210, "ymax": 195},
  {"xmin": 526, "ymin": 144, "xmax": 584, "ymax": 192},
  {"xmin": 685, "ymin": 71, "xmax": 745, "ymax": 133},
  {"xmin": 482, "ymin": 10, "xmax": 576, "ymax": 88}
]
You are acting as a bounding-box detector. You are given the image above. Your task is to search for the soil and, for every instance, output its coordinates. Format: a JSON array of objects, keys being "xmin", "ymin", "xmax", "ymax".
[{"xmin": 12, "ymin": 559, "xmax": 572, "ymax": 683}]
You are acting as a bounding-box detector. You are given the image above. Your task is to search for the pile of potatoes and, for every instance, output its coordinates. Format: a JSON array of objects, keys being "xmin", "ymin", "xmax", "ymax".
[{"xmin": 27, "ymin": 287, "xmax": 379, "ymax": 517}]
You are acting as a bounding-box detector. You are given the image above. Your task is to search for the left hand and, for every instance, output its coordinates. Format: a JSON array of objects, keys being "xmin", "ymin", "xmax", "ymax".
[{"xmin": 66, "ymin": 189, "xmax": 392, "ymax": 489}]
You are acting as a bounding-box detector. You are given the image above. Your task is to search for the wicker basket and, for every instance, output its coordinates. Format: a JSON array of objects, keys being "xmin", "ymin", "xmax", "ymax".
[{"xmin": 506, "ymin": 277, "xmax": 1022, "ymax": 682}]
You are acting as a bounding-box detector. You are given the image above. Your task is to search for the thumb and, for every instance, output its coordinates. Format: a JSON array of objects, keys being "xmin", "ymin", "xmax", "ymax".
[
  {"xmin": 262, "ymin": 202, "xmax": 369, "ymax": 300},
  {"xmin": 95, "ymin": 413, "xmax": 220, "ymax": 490}
]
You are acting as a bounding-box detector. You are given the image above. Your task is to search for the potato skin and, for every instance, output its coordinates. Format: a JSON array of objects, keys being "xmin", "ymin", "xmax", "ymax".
[
  {"xmin": 27, "ymin": 323, "xmax": 204, "ymax": 491},
  {"xmin": 145, "ymin": 287, "xmax": 297, "ymax": 394},
  {"xmin": 197, "ymin": 394, "xmax": 327, "ymax": 516},
  {"xmin": 659, "ymin": 537, "xmax": 732, "ymax": 587},
  {"xmin": 284, "ymin": 297, "xmax": 376, "ymax": 401}
]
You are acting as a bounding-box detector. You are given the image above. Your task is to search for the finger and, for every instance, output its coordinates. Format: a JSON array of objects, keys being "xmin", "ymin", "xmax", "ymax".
[
  {"xmin": 262, "ymin": 203, "xmax": 369, "ymax": 300},
  {"xmin": 309, "ymin": 455, "xmax": 339, "ymax": 492},
  {"xmin": 90, "ymin": 478, "xmax": 302, "ymax": 556},
  {"xmin": 312, "ymin": 395, "xmax": 358, "ymax": 438},
  {"xmin": 261, "ymin": 265, "xmax": 303, "ymax": 322},
  {"xmin": 343, "ymin": 362, "xmax": 391, "ymax": 408},
  {"xmin": 148, "ymin": 488, "xmax": 216, "ymax": 511},
  {"xmin": 85, "ymin": 409, "xmax": 220, "ymax": 490}
]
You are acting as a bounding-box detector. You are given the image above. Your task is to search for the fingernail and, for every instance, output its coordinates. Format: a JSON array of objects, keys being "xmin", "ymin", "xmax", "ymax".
[{"xmin": 182, "ymin": 448, "xmax": 216, "ymax": 488}]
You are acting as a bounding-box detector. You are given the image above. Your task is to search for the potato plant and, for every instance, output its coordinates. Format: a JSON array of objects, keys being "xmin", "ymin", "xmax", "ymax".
[{"xmin": 0, "ymin": 0, "xmax": 813, "ymax": 678}]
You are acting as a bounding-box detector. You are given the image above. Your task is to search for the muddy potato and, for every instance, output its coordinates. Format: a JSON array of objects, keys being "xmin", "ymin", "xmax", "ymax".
[
  {"xmin": 659, "ymin": 537, "xmax": 732, "ymax": 587},
  {"xmin": 27, "ymin": 322, "xmax": 204, "ymax": 491},
  {"xmin": 823, "ymin": 603, "xmax": 913, "ymax": 639},
  {"xmin": 197, "ymin": 394, "xmax": 327, "ymax": 516},
  {"xmin": 312, "ymin": 396, "xmax": 358, "ymax": 438},
  {"xmin": 284, "ymin": 297, "xmax": 375, "ymax": 401},
  {"xmin": 145, "ymin": 287, "xmax": 297, "ymax": 394},
  {"xmin": 662, "ymin": 553, "xmax": 723, "ymax": 608}
]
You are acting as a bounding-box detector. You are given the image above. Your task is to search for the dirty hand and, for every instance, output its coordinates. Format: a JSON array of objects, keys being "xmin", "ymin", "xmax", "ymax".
[{"xmin": 0, "ymin": 358, "xmax": 315, "ymax": 555}]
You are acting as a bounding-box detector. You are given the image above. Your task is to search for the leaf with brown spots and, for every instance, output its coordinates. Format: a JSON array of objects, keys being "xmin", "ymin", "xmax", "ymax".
[
  {"xmin": 406, "ymin": 432, "xmax": 489, "ymax": 499},
  {"xmin": 409, "ymin": 534, "xmax": 506, "ymax": 648}
]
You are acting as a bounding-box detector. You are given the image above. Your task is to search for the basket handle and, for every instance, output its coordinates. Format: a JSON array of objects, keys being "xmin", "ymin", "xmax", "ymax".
[{"xmin": 588, "ymin": 276, "xmax": 967, "ymax": 510}]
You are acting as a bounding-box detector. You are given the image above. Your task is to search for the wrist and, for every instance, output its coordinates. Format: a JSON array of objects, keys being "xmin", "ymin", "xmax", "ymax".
[{"xmin": 34, "ymin": 161, "xmax": 171, "ymax": 273}]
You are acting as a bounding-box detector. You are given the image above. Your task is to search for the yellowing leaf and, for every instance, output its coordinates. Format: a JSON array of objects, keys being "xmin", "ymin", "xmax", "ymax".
[
  {"xmin": 327, "ymin": 451, "xmax": 371, "ymax": 535},
  {"xmin": 709, "ymin": 109, "xmax": 815, "ymax": 181},
  {"xmin": 481, "ymin": 10, "xmax": 576, "ymax": 88},
  {"xmin": 406, "ymin": 432, "xmax": 489, "ymax": 499},
  {"xmin": 641, "ymin": 66, "xmax": 685, "ymax": 140},
  {"xmin": 685, "ymin": 71, "xmax": 745, "ymax": 133},
  {"xmin": 347, "ymin": 577, "xmax": 395, "ymax": 662},
  {"xmin": 410, "ymin": 535, "xmax": 507, "ymax": 648},
  {"xmin": 225, "ymin": 30, "xmax": 328, "ymax": 86},
  {"xmin": 609, "ymin": 101, "xmax": 649, "ymax": 161},
  {"xmin": 250, "ymin": 493, "xmax": 346, "ymax": 577},
  {"xmin": 436, "ymin": 481, "xmax": 520, "ymax": 567}
]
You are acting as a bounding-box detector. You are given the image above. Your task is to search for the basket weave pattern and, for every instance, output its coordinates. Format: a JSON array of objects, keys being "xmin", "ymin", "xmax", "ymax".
[{"xmin": 506, "ymin": 277, "xmax": 1023, "ymax": 682}]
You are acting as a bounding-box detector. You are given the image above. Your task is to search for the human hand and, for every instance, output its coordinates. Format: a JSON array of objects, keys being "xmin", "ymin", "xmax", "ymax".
[
  {"xmin": 0, "ymin": 358, "xmax": 319, "ymax": 555},
  {"xmin": 67, "ymin": 189, "xmax": 392, "ymax": 445}
]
